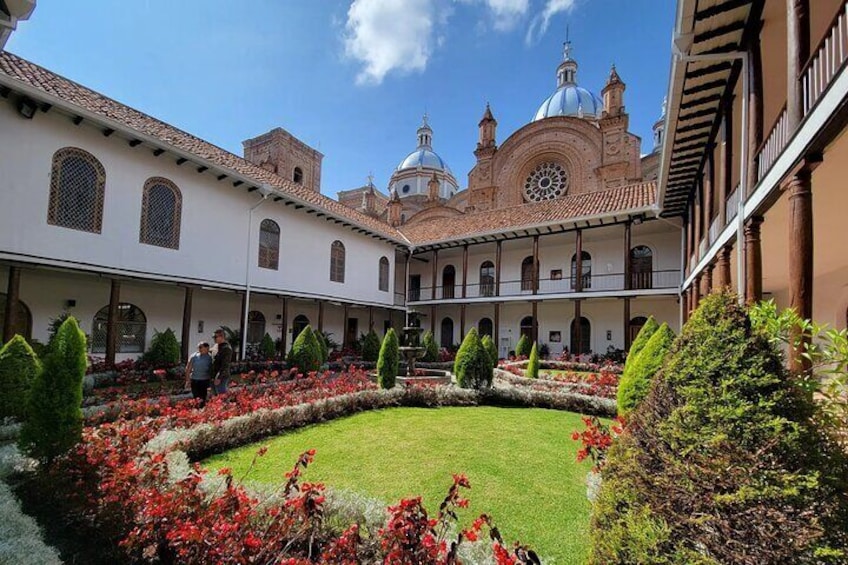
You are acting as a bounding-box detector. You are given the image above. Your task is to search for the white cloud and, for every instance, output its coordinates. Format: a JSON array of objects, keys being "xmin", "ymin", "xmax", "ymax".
[
  {"xmin": 525, "ymin": 0, "xmax": 577, "ymax": 45},
  {"xmin": 480, "ymin": 0, "xmax": 530, "ymax": 30},
  {"xmin": 344, "ymin": 0, "xmax": 442, "ymax": 85}
]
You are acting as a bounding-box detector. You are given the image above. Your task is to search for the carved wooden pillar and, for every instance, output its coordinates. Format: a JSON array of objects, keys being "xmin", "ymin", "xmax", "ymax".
[
  {"xmin": 461, "ymin": 244, "xmax": 469, "ymax": 298},
  {"xmin": 180, "ymin": 285, "xmax": 194, "ymax": 362},
  {"xmin": 692, "ymin": 274, "xmax": 701, "ymax": 311},
  {"xmin": 694, "ymin": 178, "xmax": 703, "ymax": 261},
  {"xmin": 575, "ymin": 229, "xmax": 583, "ymax": 292},
  {"xmin": 788, "ymin": 169, "xmax": 813, "ymax": 373},
  {"xmin": 342, "ymin": 303, "xmax": 349, "ymax": 349},
  {"xmin": 431, "ymin": 249, "xmax": 439, "ymax": 300},
  {"xmin": 239, "ymin": 291, "xmax": 248, "ymax": 361},
  {"xmin": 369, "ymin": 306, "xmax": 374, "ymax": 332},
  {"xmin": 748, "ymin": 35, "xmax": 765, "ymax": 190},
  {"xmin": 318, "ymin": 300, "xmax": 324, "ymax": 333},
  {"xmin": 573, "ymin": 299, "xmax": 582, "ymax": 355},
  {"xmin": 623, "ymin": 297, "xmax": 631, "ymax": 351},
  {"xmin": 430, "ymin": 305, "xmax": 436, "ymax": 333},
  {"xmin": 494, "ymin": 240, "xmax": 502, "ymax": 297},
  {"xmin": 532, "ymin": 235, "xmax": 540, "ymax": 295},
  {"xmin": 280, "ymin": 296, "xmax": 288, "ymax": 355},
  {"xmin": 494, "ymin": 302, "xmax": 500, "ymax": 349},
  {"xmin": 705, "ymin": 145, "xmax": 715, "ymax": 231},
  {"xmin": 460, "ymin": 304, "xmax": 466, "ymax": 338},
  {"xmin": 532, "ymin": 300, "xmax": 539, "ymax": 344},
  {"xmin": 2, "ymin": 266, "xmax": 21, "ymax": 343},
  {"xmin": 703, "ymin": 264, "xmax": 714, "ymax": 296},
  {"xmin": 624, "ymin": 221, "xmax": 632, "ymax": 290},
  {"xmin": 687, "ymin": 206, "xmax": 695, "ymax": 273},
  {"xmin": 787, "ymin": 0, "xmax": 810, "ymax": 130},
  {"xmin": 716, "ymin": 245, "xmax": 732, "ymax": 290},
  {"xmin": 744, "ymin": 216, "xmax": 764, "ymax": 304},
  {"xmin": 682, "ymin": 288, "xmax": 690, "ymax": 323},
  {"xmin": 720, "ymin": 97, "xmax": 733, "ymax": 227},
  {"xmin": 105, "ymin": 279, "xmax": 121, "ymax": 366}
]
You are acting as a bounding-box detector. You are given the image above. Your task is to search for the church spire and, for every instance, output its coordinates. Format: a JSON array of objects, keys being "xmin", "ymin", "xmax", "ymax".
[
  {"xmin": 556, "ymin": 36, "xmax": 578, "ymax": 87},
  {"xmin": 416, "ymin": 113, "xmax": 433, "ymax": 149}
]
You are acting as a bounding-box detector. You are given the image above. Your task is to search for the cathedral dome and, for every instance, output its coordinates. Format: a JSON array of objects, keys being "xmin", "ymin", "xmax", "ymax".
[
  {"xmin": 389, "ymin": 115, "xmax": 459, "ymax": 199},
  {"xmin": 396, "ymin": 148, "xmax": 452, "ymax": 173},
  {"xmin": 532, "ymin": 40, "xmax": 602, "ymax": 122}
]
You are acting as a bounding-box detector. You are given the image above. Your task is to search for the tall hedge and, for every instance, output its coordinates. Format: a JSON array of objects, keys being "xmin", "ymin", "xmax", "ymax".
[
  {"xmin": 590, "ymin": 293, "xmax": 848, "ymax": 564},
  {"xmin": 0, "ymin": 335, "xmax": 41, "ymax": 420},
  {"xmin": 361, "ymin": 330, "xmax": 381, "ymax": 362},
  {"xmin": 286, "ymin": 325, "xmax": 321, "ymax": 373},
  {"xmin": 454, "ymin": 328, "xmax": 491, "ymax": 389},
  {"xmin": 422, "ymin": 331, "xmax": 439, "ymax": 362},
  {"xmin": 515, "ymin": 334, "xmax": 532, "ymax": 358},
  {"xmin": 315, "ymin": 331, "xmax": 330, "ymax": 364},
  {"xmin": 623, "ymin": 316, "xmax": 658, "ymax": 372},
  {"xmin": 526, "ymin": 342, "xmax": 541, "ymax": 379},
  {"xmin": 616, "ymin": 323, "xmax": 674, "ymax": 416},
  {"xmin": 19, "ymin": 317, "xmax": 86, "ymax": 463},
  {"xmin": 259, "ymin": 332, "xmax": 276, "ymax": 359},
  {"xmin": 481, "ymin": 334, "xmax": 498, "ymax": 368},
  {"xmin": 377, "ymin": 328, "xmax": 399, "ymax": 389},
  {"xmin": 143, "ymin": 328, "xmax": 181, "ymax": 366}
]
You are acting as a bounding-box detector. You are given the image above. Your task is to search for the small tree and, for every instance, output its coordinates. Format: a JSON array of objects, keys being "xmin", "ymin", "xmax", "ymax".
[
  {"xmin": 624, "ymin": 317, "xmax": 658, "ymax": 372},
  {"xmin": 515, "ymin": 334, "xmax": 532, "ymax": 358},
  {"xmin": 481, "ymin": 334, "xmax": 498, "ymax": 368},
  {"xmin": 422, "ymin": 331, "xmax": 439, "ymax": 363},
  {"xmin": 259, "ymin": 333, "xmax": 276, "ymax": 360},
  {"xmin": 286, "ymin": 325, "xmax": 321, "ymax": 373},
  {"xmin": 616, "ymin": 323, "xmax": 674, "ymax": 416},
  {"xmin": 377, "ymin": 328, "xmax": 399, "ymax": 389},
  {"xmin": 19, "ymin": 317, "xmax": 86, "ymax": 463},
  {"xmin": 362, "ymin": 330, "xmax": 381, "ymax": 362},
  {"xmin": 454, "ymin": 328, "xmax": 491, "ymax": 389},
  {"xmin": 526, "ymin": 342, "xmax": 540, "ymax": 379},
  {"xmin": 143, "ymin": 328, "xmax": 181, "ymax": 366},
  {"xmin": 0, "ymin": 335, "xmax": 41, "ymax": 420}
]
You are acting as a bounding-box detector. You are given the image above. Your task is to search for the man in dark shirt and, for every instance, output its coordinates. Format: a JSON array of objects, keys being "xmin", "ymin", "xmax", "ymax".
[{"xmin": 212, "ymin": 329, "xmax": 233, "ymax": 394}]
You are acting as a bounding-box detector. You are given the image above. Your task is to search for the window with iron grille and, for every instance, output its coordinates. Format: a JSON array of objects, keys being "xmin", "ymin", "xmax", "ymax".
[
  {"xmin": 259, "ymin": 219, "xmax": 280, "ymax": 270},
  {"xmin": 330, "ymin": 241, "xmax": 345, "ymax": 283},
  {"xmin": 247, "ymin": 311, "xmax": 266, "ymax": 343},
  {"xmin": 48, "ymin": 147, "xmax": 106, "ymax": 233},
  {"xmin": 140, "ymin": 178, "xmax": 182, "ymax": 249},
  {"xmin": 378, "ymin": 256, "xmax": 389, "ymax": 291},
  {"xmin": 91, "ymin": 303, "xmax": 147, "ymax": 354}
]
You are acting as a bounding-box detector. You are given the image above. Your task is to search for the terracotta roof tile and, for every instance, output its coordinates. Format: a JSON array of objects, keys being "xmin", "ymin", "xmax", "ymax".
[
  {"xmin": 0, "ymin": 52, "xmax": 406, "ymax": 242},
  {"xmin": 400, "ymin": 182, "xmax": 657, "ymax": 246}
]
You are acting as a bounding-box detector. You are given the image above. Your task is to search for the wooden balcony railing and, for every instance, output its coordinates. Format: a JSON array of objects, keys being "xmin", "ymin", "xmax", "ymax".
[{"xmin": 803, "ymin": 1, "xmax": 848, "ymax": 114}]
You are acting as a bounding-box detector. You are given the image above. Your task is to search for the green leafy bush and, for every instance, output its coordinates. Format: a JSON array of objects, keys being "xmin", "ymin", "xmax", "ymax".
[
  {"xmin": 143, "ymin": 328, "xmax": 181, "ymax": 366},
  {"xmin": 526, "ymin": 342, "xmax": 540, "ymax": 379},
  {"xmin": 590, "ymin": 293, "xmax": 848, "ymax": 564},
  {"xmin": 0, "ymin": 335, "xmax": 41, "ymax": 420},
  {"xmin": 309, "ymin": 330, "xmax": 328, "ymax": 365},
  {"xmin": 623, "ymin": 316, "xmax": 658, "ymax": 372},
  {"xmin": 422, "ymin": 331, "xmax": 439, "ymax": 362},
  {"xmin": 481, "ymin": 334, "xmax": 498, "ymax": 368},
  {"xmin": 259, "ymin": 333, "xmax": 276, "ymax": 359},
  {"xmin": 515, "ymin": 334, "xmax": 531, "ymax": 358},
  {"xmin": 19, "ymin": 317, "xmax": 86, "ymax": 463},
  {"xmin": 454, "ymin": 329, "xmax": 492, "ymax": 389},
  {"xmin": 377, "ymin": 328, "xmax": 399, "ymax": 389},
  {"xmin": 616, "ymin": 323, "xmax": 674, "ymax": 416},
  {"xmin": 286, "ymin": 325, "xmax": 321, "ymax": 372},
  {"xmin": 361, "ymin": 330, "xmax": 381, "ymax": 362}
]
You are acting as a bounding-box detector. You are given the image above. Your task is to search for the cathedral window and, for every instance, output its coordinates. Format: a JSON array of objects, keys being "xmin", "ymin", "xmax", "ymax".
[
  {"xmin": 330, "ymin": 241, "xmax": 345, "ymax": 283},
  {"xmin": 48, "ymin": 147, "xmax": 106, "ymax": 233},
  {"xmin": 524, "ymin": 162, "xmax": 568, "ymax": 202},
  {"xmin": 293, "ymin": 167, "xmax": 303, "ymax": 184},
  {"xmin": 140, "ymin": 178, "xmax": 182, "ymax": 249},
  {"xmin": 258, "ymin": 219, "xmax": 280, "ymax": 270}
]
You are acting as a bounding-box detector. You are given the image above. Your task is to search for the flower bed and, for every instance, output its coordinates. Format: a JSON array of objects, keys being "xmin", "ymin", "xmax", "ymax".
[{"xmin": 496, "ymin": 361, "xmax": 621, "ymax": 400}]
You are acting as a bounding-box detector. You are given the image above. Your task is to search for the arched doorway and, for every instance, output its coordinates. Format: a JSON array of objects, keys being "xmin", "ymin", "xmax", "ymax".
[
  {"xmin": 628, "ymin": 316, "xmax": 648, "ymax": 348},
  {"xmin": 479, "ymin": 261, "xmax": 495, "ymax": 297},
  {"xmin": 571, "ymin": 251, "xmax": 592, "ymax": 290},
  {"xmin": 521, "ymin": 256, "xmax": 535, "ymax": 291},
  {"xmin": 247, "ymin": 311, "xmax": 266, "ymax": 344},
  {"xmin": 440, "ymin": 317, "xmax": 454, "ymax": 348},
  {"xmin": 92, "ymin": 303, "xmax": 147, "ymax": 354},
  {"xmin": 0, "ymin": 294, "xmax": 32, "ymax": 341},
  {"xmin": 630, "ymin": 246, "xmax": 653, "ymax": 289},
  {"xmin": 478, "ymin": 317, "xmax": 493, "ymax": 338},
  {"xmin": 442, "ymin": 266, "xmax": 456, "ymax": 299},
  {"xmin": 570, "ymin": 316, "xmax": 591, "ymax": 355},
  {"xmin": 520, "ymin": 316, "xmax": 535, "ymax": 340},
  {"xmin": 292, "ymin": 315, "xmax": 310, "ymax": 343}
]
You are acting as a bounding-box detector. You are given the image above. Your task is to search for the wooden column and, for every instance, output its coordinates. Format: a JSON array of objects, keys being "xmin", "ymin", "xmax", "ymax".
[
  {"xmin": 787, "ymin": 169, "xmax": 813, "ymax": 372},
  {"xmin": 2, "ymin": 266, "xmax": 21, "ymax": 343},
  {"xmin": 105, "ymin": 279, "xmax": 121, "ymax": 366},
  {"xmin": 687, "ymin": 207, "xmax": 695, "ymax": 273},
  {"xmin": 786, "ymin": 0, "xmax": 810, "ymax": 130},
  {"xmin": 720, "ymin": 98, "xmax": 733, "ymax": 227},
  {"xmin": 575, "ymin": 229, "xmax": 583, "ymax": 292},
  {"xmin": 682, "ymin": 288, "xmax": 689, "ymax": 323},
  {"xmin": 460, "ymin": 304, "xmax": 466, "ymax": 338},
  {"xmin": 461, "ymin": 244, "xmax": 469, "ymax": 298},
  {"xmin": 573, "ymin": 299, "xmax": 582, "ymax": 355},
  {"xmin": 494, "ymin": 302, "xmax": 500, "ymax": 349},
  {"xmin": 716, "ymin": 245, "xmax": 732, "ymax": 290},
  {"xmin": 431, "ymin": 249, "xmax": 439, "ymax": 300},
  {"xmin": 692, "ymin": 275, "xmax": 701, "ymax": 311},
  {"xmin": 180, "ymin": 285, "xmax": 194, "ymax": 362},
  {"xmin": 238, "ymin": 291, "xmax": 248, "ymax": 360},
  {"xmin": 532, "ymin": 300, "xmax": 539, "ymax": 344},
  {"xmin": 318, "ymin": 300, "xmax": 324, "ymax": 333},
  {"xmin": 703, "ymin": 264, "xmax": 714, "ymax": 296},
  {"xmin": 744, "ymin": 216, "xmax": 764, "ymax": 303},
  {"xmin": 342, "ymin": 303, "xmax": 349, "ymax": 349},
  {"xmin": 748, "ymin": 36, "xmax": 764, "ymax": 190},
  {"xmin": 368, "ymin": 306, "xmax": 374, "ymax": 331},
  {"xmin": 623, "ymin": 221, "xmax": 632, "ymax": 290},
  {"xmin": 494, "ymin": 240, "xmax": 502, "ymax": 297},
  {"xmin": 623, "ymin": 297, "xmax": 631, "ymax": 351},
  {"xmin": 694, "ymin": 178, "xmax": 703, "ymax": 261},
  {"xmin": 430, "ymin": 305, "xmax": 436, "ymax": 333},
  {"xmin": 532, "ymin": 235, "xmax": 540, "ymax": 295},
  {"xmin": 280, "ymin": 296, "xmax": 288, "ymax": 355}
]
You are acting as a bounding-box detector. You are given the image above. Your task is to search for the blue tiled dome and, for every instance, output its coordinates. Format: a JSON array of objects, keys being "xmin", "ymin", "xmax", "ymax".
[
  {"xmin": 533, "ymin": 84, "xmax": 604, "ymax": 121},
  {"xmin": 396, "ymin": 148, "xmax": 452, "ymax": 172}
]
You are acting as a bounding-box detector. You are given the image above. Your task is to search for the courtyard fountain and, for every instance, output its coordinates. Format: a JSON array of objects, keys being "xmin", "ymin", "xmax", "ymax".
[{"xmin": 394, "ymin": 310, "xmax": 452, "ymax": 386}]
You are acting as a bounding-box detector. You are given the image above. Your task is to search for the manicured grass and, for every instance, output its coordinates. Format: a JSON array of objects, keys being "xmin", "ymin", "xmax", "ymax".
[{"xmin": 204, "ymin": 406, "xmax": 594, "ymax": 564}]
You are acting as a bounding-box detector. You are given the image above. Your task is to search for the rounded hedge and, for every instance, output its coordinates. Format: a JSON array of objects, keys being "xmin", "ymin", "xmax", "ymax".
[
  {"xmin": 361, "ymin": 330, "xmax": 381, "ymax": 362},
  {"xmin": 616, "ymin": 323, "xmax": 674, "ymax": 417},
  {"xmin": 422, "ymin": 330, "xmax": 439, "ymax": 363},
  {"xmin": 286, "ymin": 325, "xmax": 321, "ymax": 373},
  {"xmin": 623, "ymin": 316, "xmax": 658, "ymax": 373},
  {"xmin": 143, "ymin": 328, "xmax": 181, "ymax": 366},
  {"xmin": 481, "ymin": 334, "xmax": 498, "ymax": 369},
  {"xmin": 377, "ymin": 328, "xmax": 399, "ymax": 389},
  {"xmin": 0, "ymin": 335, "xmax": 41, "ymax": 420},
  {"xmin": 259, "ymin": 333, "xmax": 276, "ymax": 360},
  {"xmin": 515, "ymin": 334, "xmax": 532, "ymax": 358},
  {"xmin": 454, "ymin": 328, "xmax": 492, "ymax": 389}
]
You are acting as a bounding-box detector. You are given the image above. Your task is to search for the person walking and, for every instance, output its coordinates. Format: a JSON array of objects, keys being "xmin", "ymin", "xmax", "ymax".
[
  {"xmin": 212, "ymin": 328, "xmax": 233, "ymax": 394},
  {"xmin": 184, "ymin": 342, "xmax": 213, "ymax": 406}
]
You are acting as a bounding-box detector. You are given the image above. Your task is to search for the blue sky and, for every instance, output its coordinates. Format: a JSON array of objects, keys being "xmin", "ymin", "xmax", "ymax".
[{"xmin": 7, "ymin": 0, "xmax": 674, "ymax": 197}]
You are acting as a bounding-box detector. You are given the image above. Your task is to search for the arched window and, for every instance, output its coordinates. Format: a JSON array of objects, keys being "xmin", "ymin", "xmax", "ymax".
[
  {"xmin": 378, "ymin": 256, "xmax": 390, "ymax": 292},
  {"xmin": 478, "ymin": 317, "xmax": 493, "ymax": 338},
  {"xmin": 292, "ymin": 315, "xmax": 310, "ymax": 342},
  {"xmin": 259, "ymin": 219, "xmax": 280, "ymax": 270},
  {"xmin": 571, "ymin": 251, "xmax": 592, "ymax": 290},
  {"xmin": 520, "ymin": 316, "xmax": 535, "ymax": 340},
  {"xmin": 570, "ymin": 316, "xmax": 591, "ymax": 355},
  {"xmin": 330, "ymin": 241, "xmax": 345, "ymax": 283},
  {"xmin": 91, "ymin": 303, "xmax": 146, "ymax": 354},
  {"xmin": 293, "ymin": 167, "xmax": 303, "ymax": 184},
  {"xmin": 630, "ymin": 245, "xmax": 653, "ymax": 289},
  {"xmin": 442, "ymin": 265, "xmax": 456, "ymax": 299},
  {"xmin": 479, "ymin": 261, "xmax": 495, "ymax": 297},
  {"xmin": 440, "ymin": 317, "xmax": 454, "ymax": 348},
  {"xmin": 0, "ymin": 295, "xmax": 32, "ymax": 340},
  {"xmin": 628, "ymin": 316, "xmax": 648, "ymax": 349},
  {"xmin": 521, "ymin": 256, "xmax": 536, "ymax": 291},
  {"xmin": 48, "ymin": 147, "xmax": 106, "ymax": 233},
  {"xmin": 247, "ymin": 311, "xmax": 266, "ymax": 344},
  {"xmin": 139, "ymin": 177, "xmax": 182, "ymax": 249}
]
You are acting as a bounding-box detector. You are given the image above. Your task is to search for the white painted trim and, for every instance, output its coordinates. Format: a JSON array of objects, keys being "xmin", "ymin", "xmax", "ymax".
[{"xmin": 408, "ymin": 287, "xmax": 678, "ymax": 306}]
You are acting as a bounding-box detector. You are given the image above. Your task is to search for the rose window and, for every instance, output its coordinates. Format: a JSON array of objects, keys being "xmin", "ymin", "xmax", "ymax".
[{"xmin": 524, "ymin": 163, "xmax": 568, "ymax": 202}]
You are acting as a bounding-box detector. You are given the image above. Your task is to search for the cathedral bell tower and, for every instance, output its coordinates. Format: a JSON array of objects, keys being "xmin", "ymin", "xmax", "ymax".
[
  {"xmin": 598, "ymin": 64, "xmax": 639, "ymax": 188},
  {"xmin": 468, "ymin": 103, "xmax": 499, "ymax": 212},
  {"xmin": 601, "ymin": 64, "xmax": 626, "ymax": 117}
]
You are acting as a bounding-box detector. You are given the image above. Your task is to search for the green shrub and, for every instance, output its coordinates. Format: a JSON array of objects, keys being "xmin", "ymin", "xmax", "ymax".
[
  {"xmin": 526, "ymin": 342, "xmax": 540, "ymax": 379},
  {"xmin": 624, "ymin": 316, "xmax": 658, "ymax": 372},
  {"xmin": 481, "ymin": 334, "xmax": 498, "ymax": 368},
  {"xmin": 422, "ymin": 331, "xmax": 439, "ymax": 362},
  {"xmin": 315, "ymin": 331, "xmax": 330, "ymax": 364},
  {"xmin": 259, "ymin": 333, "xmax": 276, "ymax": 359},
  {"xmin": 515, "ymin": 334, "xmax": 532, "ymax": 358},
  {"xmin": 377, "ymin": 328, "xmax": 399, "ymax": 389},
  {"xmin": 0, "ymin": 335, "xmax": 41, "ymax": 420},
  {"xmin": 616, "ymin": 323, "xmax": 674, "ymax": 416},
  {"xmin": 286, "ymin": 325, "xmax": 321, "ymax": 373},
  {"xmin": 454, "ymin": 328, "xmax": 491, "ymax": 389},
  {"xmin": 361, "ymin": 330, "xmax": 381, "ymax": 362},
  {"xmin": 19, "ymin": 317, "xmax": 86, "ymax": 463},
  {"xmin": 590, "ymin": 293, "xmax": 848, "ymax": 564},
  {"xmin": 143, "ymin": 328, "xmax": 181, "ymax": 366}
]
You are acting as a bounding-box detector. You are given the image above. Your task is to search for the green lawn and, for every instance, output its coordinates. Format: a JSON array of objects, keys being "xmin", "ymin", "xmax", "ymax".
[{"xmin": 204, "ymin": 406, "xmax": 594, "ymax": 564}]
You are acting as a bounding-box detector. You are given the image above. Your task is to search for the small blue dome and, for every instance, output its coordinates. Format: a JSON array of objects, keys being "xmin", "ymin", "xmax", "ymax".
[
  {"xmin": 396, "ymin": 148, "xmax": 452, "ymax": 173},
  {"xmin": 533, "ymin": 84, "xmax": 603, "ymax": 121}
]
